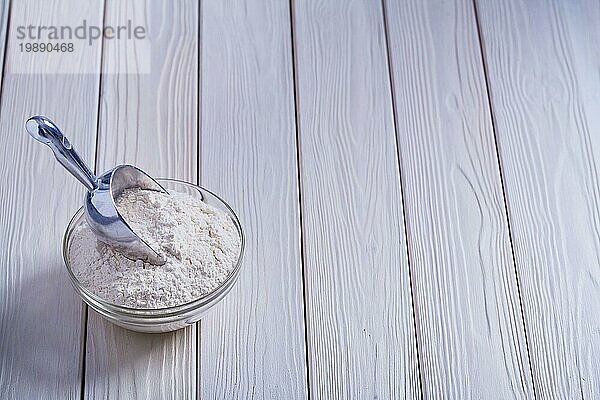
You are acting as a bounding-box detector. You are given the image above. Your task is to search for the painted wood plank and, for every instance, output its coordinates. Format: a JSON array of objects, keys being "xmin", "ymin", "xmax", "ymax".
[
  {"xmin": 199, "ymin": 0, "xmax": 308, "ymax": 398},
  {"xmin": 83, "ymin": 0, "xmax": 198, "ymax": 399},
  {"xmin": 383, "ymin": 0, "xmax": 535, "ymax": 397},
  {"xmin": 0, "ymin": 0, "xmax": 103, "ymax": 398},
  {"xmin": 475, "ymin": 0, "xmax": 600, "ymax": 398},
  {"xmin": 292, "ymin": 0, "xmax": 420, "ymax": 397}
]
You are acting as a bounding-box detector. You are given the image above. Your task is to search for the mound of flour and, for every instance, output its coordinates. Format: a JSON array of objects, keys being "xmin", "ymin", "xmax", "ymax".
[{"xmin": 69, "ymin": 188, "xmax": 241, "ymax": 309}]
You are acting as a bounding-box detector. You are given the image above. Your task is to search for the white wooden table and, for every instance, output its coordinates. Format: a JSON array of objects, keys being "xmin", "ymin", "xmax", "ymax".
[{"xmin": 0, "ymin": 0, "xmax": 599, "ymax": 398}]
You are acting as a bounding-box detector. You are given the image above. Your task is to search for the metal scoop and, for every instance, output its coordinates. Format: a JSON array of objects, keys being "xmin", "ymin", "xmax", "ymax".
[{"xmin": 26, "ymin": 115, "xmax": 167, "ymax": 265}]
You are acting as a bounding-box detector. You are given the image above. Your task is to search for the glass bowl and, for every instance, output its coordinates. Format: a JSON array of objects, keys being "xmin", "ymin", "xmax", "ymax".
[{"xmin": 62, "ymin": 179, "xmax": 245, "ymax": 333}]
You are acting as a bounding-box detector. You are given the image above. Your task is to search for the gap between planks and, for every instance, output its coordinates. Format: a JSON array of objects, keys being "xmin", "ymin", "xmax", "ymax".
[
  {"xmin": 288, "ymin": 0, "xmax": 314, "ymax": 398},
  {"xmin": 470, "ymin": 0, "xmax": 537, "ymax": 397}
]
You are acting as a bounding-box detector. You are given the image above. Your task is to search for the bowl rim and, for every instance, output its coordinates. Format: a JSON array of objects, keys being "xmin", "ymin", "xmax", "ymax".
[{"xmin": 62, "ymin": 178, "xmax": 245, "ymax": 318}]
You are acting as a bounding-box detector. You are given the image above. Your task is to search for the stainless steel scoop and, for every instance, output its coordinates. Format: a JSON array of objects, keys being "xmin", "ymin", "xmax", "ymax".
[{"xmin": 26, "ymin": 115, "xmax": 167, "ymax": 265}]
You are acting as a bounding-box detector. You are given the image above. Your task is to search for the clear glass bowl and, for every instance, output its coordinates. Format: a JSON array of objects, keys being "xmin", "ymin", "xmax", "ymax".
[{"xmin": 62, "ymin": 179, "xmax": 245, "ymax": 333}]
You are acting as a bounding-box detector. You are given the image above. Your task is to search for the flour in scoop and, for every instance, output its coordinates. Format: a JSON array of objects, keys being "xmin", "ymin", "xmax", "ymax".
[{"xmin": 69, "ymin": 188, "xmax": 242, "ymax": 308}]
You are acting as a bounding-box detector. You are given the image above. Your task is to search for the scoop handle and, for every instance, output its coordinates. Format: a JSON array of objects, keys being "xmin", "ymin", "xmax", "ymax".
[{"xmin": 26, "ymin": 116, "xmax": 97, "ymax": 191}]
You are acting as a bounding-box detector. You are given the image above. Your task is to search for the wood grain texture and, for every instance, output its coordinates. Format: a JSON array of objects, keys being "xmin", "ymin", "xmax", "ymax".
[
  {"xmin": 475, "ymin": 0, "xmax": 600, "ymax": 398},
  {"xmin": 384, "ymin": 0, "xmax": 534, "ymax": 397},
  {"xmin": 292, "ymin": 0, "xmax": 420, "ymax": 397},
  {"xmin": 199, "ymin": 0, "xmax": 308, "ymax": 398},
  {"xmin": 0, "ymin": 0, "xmax": 103, "ymax": 399},
  {"xmin": 83, "ymin": 1, "xmax": 198, "ymax": 399}
]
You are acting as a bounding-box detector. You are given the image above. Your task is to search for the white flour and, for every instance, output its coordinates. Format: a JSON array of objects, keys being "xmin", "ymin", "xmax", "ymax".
[{"xmin": 69, "ymin": 188, "xmax": 241, "ymax": 309}]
